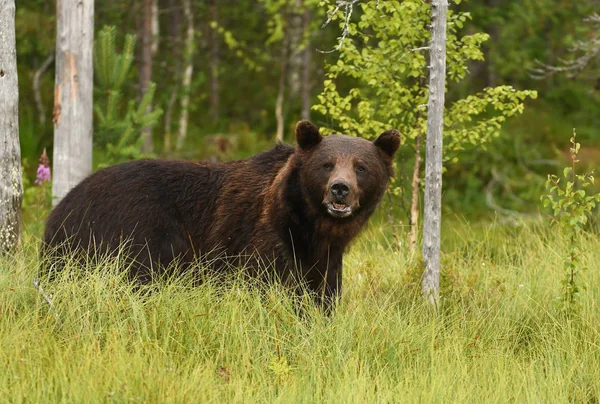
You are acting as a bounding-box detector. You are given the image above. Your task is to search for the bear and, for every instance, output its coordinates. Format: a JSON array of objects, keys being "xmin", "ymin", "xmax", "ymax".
[{"xmin": 42, "ymin": 121, "xmax": 400, "ymax": 310}]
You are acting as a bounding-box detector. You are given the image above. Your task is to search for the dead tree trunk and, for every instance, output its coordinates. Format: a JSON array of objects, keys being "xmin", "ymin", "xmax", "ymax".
[
  {"xmin": 209, "ymin": 0, "xmax": 220, "ymax": 124},
  {"xmin": 0, "ymin": 0, "xmax": 23, "ymax": 253},
  {"xmin": 176, "ymin": 0, "xmax": 194, "ymax": 151},
  {"xmin": 421, "ymin": 0, "xmax": 447, "ymax": 306},
  {"xmin": 52, "ymin": 0, "xmax": 94, "ymax": 207},
  {"xmin": 139, "ymin": 0, "xmax": 155, "ymax": 153}
]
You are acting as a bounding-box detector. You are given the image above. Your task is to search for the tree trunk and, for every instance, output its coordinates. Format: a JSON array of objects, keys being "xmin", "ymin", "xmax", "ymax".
[
  {"xmin": 301, "ymin": 6, "xmax": 311, "ymax": 121},
  {"xmin": 176, "ymin": 0, "xmax": 194, "ymax": 151},
  {"xmin": 52, "ymin": 0, "xmax": 94, "ymax": 207},
  {"xmin": 163, "ymin": 0, "xmax": 181, "ymax": 153},
  {"xmin": 0, "ymin": 0, "xmax": 23, "ymax": 254},
  {"xmin": 421, "ymin": 0, "xmax": 447, "ymax": 306},
  {"xmin": 209, "ymin": 0, "xmax": 220, "ymax": 124},
  {"xmin": 139, "ymin": 0, "xmax": 155, "ymax": 154},
  {"xmin": 288, "ymin": 0, "xmax": 304, "ymax": 101},
  {"xmin": 408, "ymin": 125, "xmax": 422, "ymax": 256},
  {"xmin": 275, "ymin": 25, "xmax": 289, "ymax": 143},
  {"xmin": 33, "ymin": 53, "xmax": 54, "ymax": 127}
]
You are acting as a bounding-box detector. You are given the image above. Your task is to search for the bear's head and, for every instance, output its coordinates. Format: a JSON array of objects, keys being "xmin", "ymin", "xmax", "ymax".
[{"xmin": 295, "ymin": 120, "xmax": 400, "ymax": 220}]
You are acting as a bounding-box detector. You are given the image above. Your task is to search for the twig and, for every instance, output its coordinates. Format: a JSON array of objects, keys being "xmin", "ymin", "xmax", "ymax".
[
  {"xmin": 317, "ymin": 0, "xmax": 362, "ymax": 53},
  {"xmin": 33, "ymin": 279, "xmax": 62, "ymax": 326}
]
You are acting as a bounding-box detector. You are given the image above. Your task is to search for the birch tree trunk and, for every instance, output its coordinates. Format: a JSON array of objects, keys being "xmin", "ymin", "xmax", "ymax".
[
  {"xmin": 52, "ymin": 0, "xmax": 94, "ymax": 207},
  {"xmin": 0, "ymin": 0, "xmax": 23, "ymax": 254},
  {"xmin": 176, "ymin": 0, "xmax": 194, "ymax": 151},
  {"xmin": 421, "ymin": 0, "xmax": 447, "ymax": 306}
]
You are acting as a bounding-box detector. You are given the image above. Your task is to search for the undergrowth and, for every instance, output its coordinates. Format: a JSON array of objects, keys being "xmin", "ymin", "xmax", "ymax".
[{"xmin": 1, "ymin": 219, "xmax": 599, "ymax": 402}]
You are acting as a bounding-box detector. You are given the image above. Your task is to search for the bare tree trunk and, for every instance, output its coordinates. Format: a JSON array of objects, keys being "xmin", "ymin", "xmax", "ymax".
[
  {"xmin": 33, "ymin": 53, "xmax": 54, "ymax": 127},
  {"xmin": 163, "ymin": 0, "xmax": 181, "ymax": 153},
  {"xmin": 139, "ymin": 0, "xmax": 155, "ymax": 153},
  {"xmin": 275, "ymin": 26, "xmax": 289, "ymax": 143},
  {"xmin": 52, "ymin": 0, "xmax": 94, "ymax": 207},
  {"xmin": 408, "ymin": 125, "xmax": 422, "ymax": 256},
  {"xmin": 421, "ymin": 0, "xmax": 447, "ymax": 306},
  {"xmin": 176, "ymin": 0, "xmax": 194, "ymax": 151},
  {"xmin": 209, "ymin": 0, "xmax": 220, "ymax": 124},
  {"xmin": 288, "ymin": 0, "xmax": 304, "ymax": 101},
  {"xmin": 0, "ymin": 0, "xmax": 23, "ymax": 254},
  {"xmin": 300, "ymin": 6, "xmax": 312, "ymax": 121}
]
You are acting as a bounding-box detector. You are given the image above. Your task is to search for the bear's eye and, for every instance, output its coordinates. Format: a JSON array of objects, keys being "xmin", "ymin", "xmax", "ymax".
[
  {"xmin": 323, "ymin": 162, "xmax": 334, "ymax": 171},
  {"xmin": 355, "ymin": 164, "xmax": 367, "ymax": 174}
]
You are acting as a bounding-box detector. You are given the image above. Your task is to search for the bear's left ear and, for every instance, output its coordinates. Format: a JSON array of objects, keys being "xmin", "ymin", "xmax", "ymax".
[
  {"xmin": 374, "ymin": 129, "xmax": 401, "ymax": 159},
  {"xmin": 296, "ymin": 120, "xmax": 322, "ymax": 150}
]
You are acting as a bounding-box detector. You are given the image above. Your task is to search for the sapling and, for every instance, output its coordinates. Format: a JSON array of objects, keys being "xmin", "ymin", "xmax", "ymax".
[{"xmin": 541, "ymin": 129, "xmax": 600, "ymax": 313}]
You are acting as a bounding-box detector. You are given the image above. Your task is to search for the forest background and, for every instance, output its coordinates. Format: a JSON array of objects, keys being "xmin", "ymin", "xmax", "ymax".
[{"xmin": 16, "ymin": 0, "xmax": 600, "ymax": 225}]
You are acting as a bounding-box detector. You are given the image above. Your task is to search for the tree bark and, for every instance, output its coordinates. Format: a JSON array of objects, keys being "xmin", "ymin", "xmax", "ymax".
[
  {"xmin": 0, "ymin": 0, "xmax": 23, "ymax": 254},
  {"xmin": 275, "ymin": 25, "xmax": 289, "ymax": 143},
  {"xmin": 421, "ymin": 0, "xmax": 447, "ymax": 306},
  {"xmin": 139, "ymin": 0, "xmax": 155, "ymax": 153},
  {"xmin": 52, "ymin": 0, "xmax": 94, "ymax": 207},
  {"xmin": 176, "ymin": 0, "xmax": 194, "ymax": 151},
  {"xmin": 209, "ymin": 0, "xmax": 220, "ymax": 124},
  {"xmin": 408, "ymin": 125, "xmax": 422, "ymax": 256},
  {"xmin": 301, "ymin": 6, "xmax": 312, "ymax": 121}
]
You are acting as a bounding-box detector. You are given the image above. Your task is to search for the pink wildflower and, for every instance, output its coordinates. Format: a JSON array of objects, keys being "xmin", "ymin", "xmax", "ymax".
[{"xmin": 35, "ymin": 148, "xmax": 51, "ymax": 185}]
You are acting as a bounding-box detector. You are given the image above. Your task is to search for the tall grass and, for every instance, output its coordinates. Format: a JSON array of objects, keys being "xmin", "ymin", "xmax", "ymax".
[{"xmin": 1, "ymin": 218, "xmax": 599, "ymax": 402}]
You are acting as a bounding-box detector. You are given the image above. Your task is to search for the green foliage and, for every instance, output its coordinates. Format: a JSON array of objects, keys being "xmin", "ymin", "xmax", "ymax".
[
  {"xmin": 313, "ymin": 0, "xmax": 537, "ymax": 163},
  {"xmin": 93, "ymin": 26, "xmax": 163, "ymax": 166},
  {"xmin": 541, "ymin": 130, "xmax": 600, "ymax": 313}
]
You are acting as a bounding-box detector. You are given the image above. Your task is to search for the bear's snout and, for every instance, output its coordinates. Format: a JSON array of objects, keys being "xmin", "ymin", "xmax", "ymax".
[{"xmin": 330, "ymin": 180, "xmax": 350, "ymax": 199}]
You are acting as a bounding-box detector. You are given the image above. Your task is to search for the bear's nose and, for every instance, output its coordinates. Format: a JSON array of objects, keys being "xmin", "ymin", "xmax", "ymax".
[{"xmin": 330, "ymin": 181, "xmax": 350, "ymax": 198}]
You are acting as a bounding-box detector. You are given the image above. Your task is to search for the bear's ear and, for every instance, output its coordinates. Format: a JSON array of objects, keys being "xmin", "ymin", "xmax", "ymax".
[
  {"xmin": 374, "ymin": 129, "xmax": 401, "ymax": 159},
  {"xmin": 296, "ymin": 120, "xmax": 322, "ymax": 150}
]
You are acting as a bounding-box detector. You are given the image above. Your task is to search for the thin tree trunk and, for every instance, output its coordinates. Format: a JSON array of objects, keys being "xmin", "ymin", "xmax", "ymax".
[
  {"xmin": 163, "ymin": 91, "xmax": 177, "ymax": 153},
  {"xmin": 421, "ymin": 0, "xmax": 447, "ymax": 306},
  {"xmin": 139, "ymin": 0, "xmax": 154, "ymax": 153},
  {"xmin": 176, "ymin": 0, "xmax": 194, "ymax": 151},
  {"xmin": 288, "ymin": 0, "xmax": 304, "ymax": 100},
  {"xmin": 209, "ymin": 0, "xmax": 220, "ymax": 124},
  {"xmin": 275, "ymin": 26, "xmax": 289, "ymax": 143},
  {"xmin": 163, "ymin": 0, "xmax": 181, "ymax": 153},
  {"xmin": 52, "ymin": 0, "xmax": 94, "ymax": 207},
  {"xmin": 408, "ymin": 124, "xmax": 422, "ymax": 257},
  {"xmin": 33, "ymin": 53, "xmax": 54, "ymax": 127},
  {"xmin": 301, "ymin": 6, "xmax": 311, "ymax": 121},
  {"xmin": 0, "ymin": 0, "xmax": 23, "ymax": 253}
]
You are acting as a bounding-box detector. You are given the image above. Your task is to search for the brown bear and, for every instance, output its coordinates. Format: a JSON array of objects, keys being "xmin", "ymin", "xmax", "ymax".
[{"xmin": 42, "ymin": 121, "xmax": 400, "ymax": 309}]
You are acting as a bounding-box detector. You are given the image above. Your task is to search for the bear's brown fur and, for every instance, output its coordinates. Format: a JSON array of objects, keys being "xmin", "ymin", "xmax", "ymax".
[{"xmin": 42, "ymin": 121, "xmax": 400, "ymax": 309}]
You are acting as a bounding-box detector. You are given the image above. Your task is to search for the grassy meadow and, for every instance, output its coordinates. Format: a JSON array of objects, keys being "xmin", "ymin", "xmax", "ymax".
[{"xmin": 1, "ymin": 217, "xmax": 600, "ymax": 402}]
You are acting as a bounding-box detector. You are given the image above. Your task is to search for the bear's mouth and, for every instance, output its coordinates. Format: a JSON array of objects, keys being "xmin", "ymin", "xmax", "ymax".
[{"xmin": 327, "ymin": 202, "xmax": 352, "ymax": 218}]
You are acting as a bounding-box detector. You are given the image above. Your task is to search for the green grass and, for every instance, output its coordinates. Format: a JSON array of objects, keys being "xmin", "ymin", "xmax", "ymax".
[{"xmin": 2, "ymin": 218, "xmax": 600, "ymax": 402}]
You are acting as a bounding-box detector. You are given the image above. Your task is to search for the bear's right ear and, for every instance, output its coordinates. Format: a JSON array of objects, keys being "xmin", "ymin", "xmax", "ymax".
[
  {"xmin": 374, "ymin": 129, "xmax": 401, "ymax": 159},
  {"xmin": 296, "ymin": 120, "xmax": 322, "ymax": 150}
]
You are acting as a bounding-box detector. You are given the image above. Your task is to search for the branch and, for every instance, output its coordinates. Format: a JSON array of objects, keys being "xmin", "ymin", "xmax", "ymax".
[
  {"xmin": 529, "ymin": 13, "xmax": 600, "ymax": 80},
  {"xmin": 317, "ymin": 0, "xmax": 380, "ymax": 53}
]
